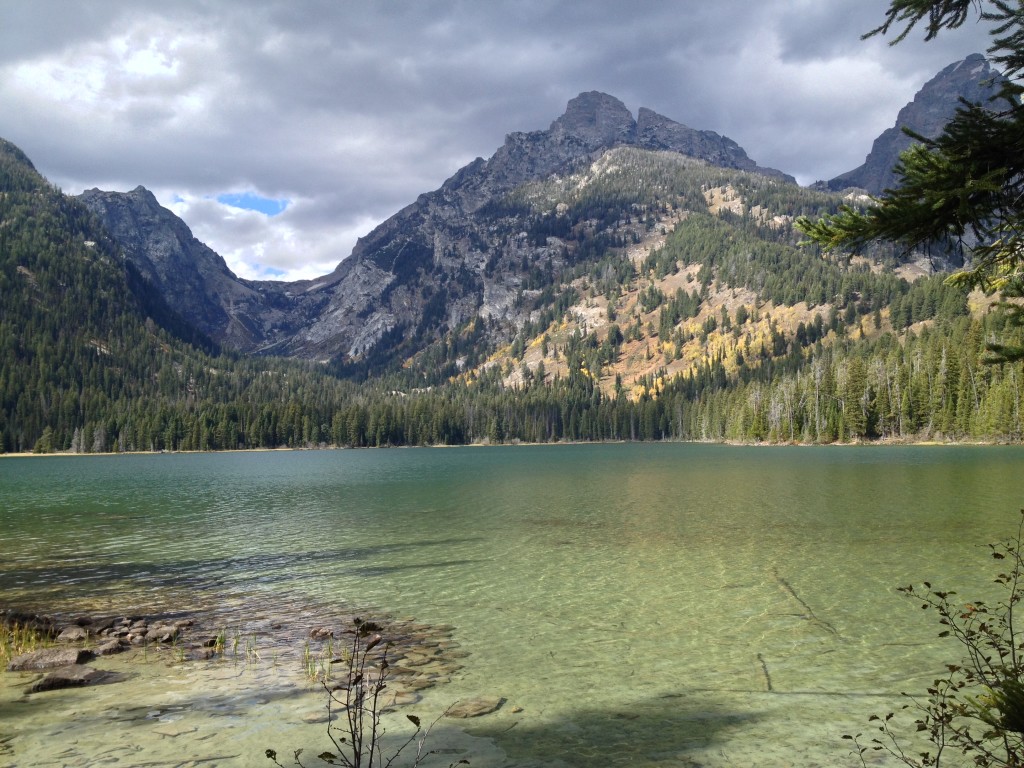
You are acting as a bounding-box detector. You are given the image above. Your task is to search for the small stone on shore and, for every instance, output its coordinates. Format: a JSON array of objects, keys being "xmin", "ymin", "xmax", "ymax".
[
  {"xmin": 94, "ymin": 639, "xmax": 125, "ymax": 656},
  {"xmin": 56, "ymin": 626, "xmax": 89, "ymax": 643}
]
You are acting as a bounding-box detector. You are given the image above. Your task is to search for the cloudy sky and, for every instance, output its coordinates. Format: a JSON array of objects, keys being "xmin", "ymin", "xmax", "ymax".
[{"xmin": 0, "ymin": 1, "xmax": 995, "ymax": 281}]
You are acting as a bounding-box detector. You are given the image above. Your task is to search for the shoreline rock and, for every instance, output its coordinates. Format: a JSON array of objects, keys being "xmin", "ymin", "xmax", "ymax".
[
  {"xmin": 3, "ymin": 607, "xmax": 506, "ymax": 716},
  {"xmin": 7, "ymin": 647, "xmax": 95, "ymax": 671},
  {"xmin": 3, "ymin": 609, "xmax": 207, "ymax": 695},
  {"xmin": 27, "ymin": 664, "xmax": 121, "ymax": 694}
]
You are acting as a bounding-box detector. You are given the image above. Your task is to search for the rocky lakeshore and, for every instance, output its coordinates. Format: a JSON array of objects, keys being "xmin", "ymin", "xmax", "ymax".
[
  {"xmin": 3, "ymin": 610, "xmax": 208, "ymax": 694},
  {"xmin": 1, "ymin": 605, "xmax": 515, "ymax": 767},
  {"xmin": 2, "ymin": 608, "xmax": 480, "ymax": 700},
  {"xmin": 1, "ymin": 606, "xmax": 508, "ymax": 716}
]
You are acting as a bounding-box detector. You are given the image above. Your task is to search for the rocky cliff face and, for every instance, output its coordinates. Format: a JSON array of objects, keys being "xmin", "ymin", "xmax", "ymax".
[
  {"xmin": 822, "ymin": 53, "xmax": 1007, "ymax": 194},
  {"xmin": 77, "ymin": 186, "xmax": 340, "ymax": 354},
  {"xmin": 285, "ymin": 92, "xmax": 796, "ymax": 361},
  {"xmin": 83, "ymin": 91, "xmax": 796, "ymax": 365}
]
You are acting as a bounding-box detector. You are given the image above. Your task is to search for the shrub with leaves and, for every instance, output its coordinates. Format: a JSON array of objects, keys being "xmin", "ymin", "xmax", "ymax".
[{"xmin": 847, "ymin": 511, "xmax": 1024, "ymax": 766}]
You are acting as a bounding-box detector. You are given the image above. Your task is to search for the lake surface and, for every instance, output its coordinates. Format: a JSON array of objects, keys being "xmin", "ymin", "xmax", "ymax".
[{"xmin": 1, "ymin": 444, "xmax": 1023, "ymax": 767}]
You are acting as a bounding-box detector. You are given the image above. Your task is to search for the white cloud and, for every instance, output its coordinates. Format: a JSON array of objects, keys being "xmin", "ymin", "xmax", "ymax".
[{"xmin": 162, "ymin": 191, "xmax": 375, "ymax": 282}]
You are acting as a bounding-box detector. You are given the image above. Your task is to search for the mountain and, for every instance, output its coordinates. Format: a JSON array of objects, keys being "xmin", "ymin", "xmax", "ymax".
[
  {"xmin": 4, "ymin": 57, "xmax": 1023, "ymax": 449},
  {"xmin": 0, "ymin": 137, "xmax": 364, "ymax": 453},
  {"xmin": 76, "ymin": 185, "xmax": 336, "ymax": 354},
  {"xmin": 79, "ymin": 92, "xmax": 794, "ymax": 369},
  {"xmin": 821, "ymin": 53, "xmax": 1008, "ymax": 194}
]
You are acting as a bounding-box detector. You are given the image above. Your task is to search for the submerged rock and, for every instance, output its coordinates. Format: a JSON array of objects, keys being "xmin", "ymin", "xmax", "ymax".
[
  {"xmin": 379, "ymin": 690, "xmax": 421, "ymax": 708},
  {"xmin": 27, "ymin": 664, "xmax": 107, "ymax": 693},
  {"xmin": 445, "ymin": 696, "xmax": 505, "ymax": 718},
  {"xmin": 7, "ymin": 647, "xmax": 94, "ymax": 671},
  {"xmin": 301, "ymin": 710, "xmax": 338, "ymax": 724}
]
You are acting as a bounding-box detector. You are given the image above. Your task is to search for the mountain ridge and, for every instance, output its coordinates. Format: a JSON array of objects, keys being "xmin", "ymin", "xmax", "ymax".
[
  {"xmin": 3, "ymin": 54, "xmax": 1022, "ymax": 451},
  {"xmin": 78, "ymin": 90, "xmax": 795, "ymax": 365},
  {"xmin": 76, "ymin": 55, "xmax": 1005, "ymax": 376},
  {"xmin": 821, "ymin": 52, "xmax": 1008, "ymax": 194}
]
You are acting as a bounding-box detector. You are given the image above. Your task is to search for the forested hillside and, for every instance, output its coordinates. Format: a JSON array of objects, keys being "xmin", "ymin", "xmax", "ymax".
[
  {"xmin": 2, "ymin": 133, "xmax": 1022, "ymax": 452},
  {"xmin": 0, "ymin": 140, "xmax": 362, "ymax": 453},
  {"xmin": 383, "ymin": 147, "xmax": 1023, "ymax": 444}
]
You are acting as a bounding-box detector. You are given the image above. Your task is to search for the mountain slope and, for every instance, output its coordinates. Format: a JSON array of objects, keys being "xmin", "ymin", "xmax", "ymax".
[
  {"xmin": 45, "ymin": 61, "xmax": 1024, "ymax": 445},
  {"xmin": 0, "ymin": 138, "xmax": 361, "ymax": 453},
  {"xmin": 77, "ymin": 185, "xmax": 336, "ymax": 353},
  {"xmin": 80, "ymin": 91, "xmax": 794, "ymax": 370},
  {"xmin": 821, "ymin": 53, "xmax": 1007, "ymax": 194},
  {"xmin": 2, "ymin": 127, "xmax": 1021, "ymax": 449},
  {"xmin": 437, "ymin": 148, "xmax": 961, "ymax": 393}
]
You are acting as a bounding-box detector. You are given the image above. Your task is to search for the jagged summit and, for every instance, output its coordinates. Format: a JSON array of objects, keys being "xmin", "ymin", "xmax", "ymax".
[
  {"xmin": 76, "ymin": 85, "xmax": 855, "ymax": 367},
  {"xmin": 549, "ymin": 91, "xmax": 637, "ymax": 145},
  {"xmin": 822, "ymin": 53, "xmax": 1007, "ymax": 194},
  {"xmin": 544, "ymin": 91, "xmax": 794, "ymax": 181}
]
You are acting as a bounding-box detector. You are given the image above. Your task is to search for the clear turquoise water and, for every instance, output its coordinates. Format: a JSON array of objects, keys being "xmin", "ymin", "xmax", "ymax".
[{"xmin": 1, "ymin": 444, "xmax": 1023, "ymax": 767}]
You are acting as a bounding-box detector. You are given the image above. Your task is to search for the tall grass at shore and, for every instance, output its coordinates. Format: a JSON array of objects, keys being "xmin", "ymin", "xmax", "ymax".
[{"xmin": 0, "ymin": 622, "xmax": 50, "ymax": 667}]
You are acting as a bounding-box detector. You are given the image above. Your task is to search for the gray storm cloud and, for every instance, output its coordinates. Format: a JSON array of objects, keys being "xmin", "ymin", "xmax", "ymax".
[{"xmin": 0, "ymin": 0, "xmax": 994, "ymax": 280}]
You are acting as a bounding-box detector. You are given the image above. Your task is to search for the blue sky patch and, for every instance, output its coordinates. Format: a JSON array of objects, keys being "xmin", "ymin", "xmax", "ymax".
[{"xmin": 216, "ymin": 191, "xmax": 289, "ymax": 216}]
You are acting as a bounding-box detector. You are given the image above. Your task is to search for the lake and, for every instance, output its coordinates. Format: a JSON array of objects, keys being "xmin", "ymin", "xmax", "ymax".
[{"xmin": 1, "ymin": 444, "xmax": 1023, "ymax": 767}]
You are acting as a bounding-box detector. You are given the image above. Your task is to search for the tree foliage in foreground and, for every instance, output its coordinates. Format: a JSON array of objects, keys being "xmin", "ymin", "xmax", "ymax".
[{"xmin": 782, "ymin": 0, "xmax": 1024, "ymax": 423}]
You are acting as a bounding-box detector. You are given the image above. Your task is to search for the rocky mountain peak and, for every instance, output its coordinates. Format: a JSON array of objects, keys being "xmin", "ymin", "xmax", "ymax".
[
  {"xmin": 124, "ymin": 184, "xmax": 160, "ymax": 206},
  {"xmin": 83, "ymin": 89, "xmax": 802, "ymax": 363},
  {"xmin": 548, "ymin": 91, "xmax": 637, "ymax": 147},
  {"xmin": 823, "ymin": 53, "xmax": 1007, "ymax": 193}
]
